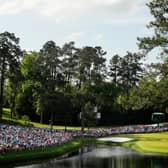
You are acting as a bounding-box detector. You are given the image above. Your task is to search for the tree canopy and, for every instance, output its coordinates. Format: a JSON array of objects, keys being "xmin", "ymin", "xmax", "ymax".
[{"xmin": 0, "ymin": 0, "xmax": 168, "ymax": 126}]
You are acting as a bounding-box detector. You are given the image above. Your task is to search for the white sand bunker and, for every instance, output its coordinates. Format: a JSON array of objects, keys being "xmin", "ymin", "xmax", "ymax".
[{"xmin": 98, "ymin": 137, "xmax": 133, "ymax": 143}]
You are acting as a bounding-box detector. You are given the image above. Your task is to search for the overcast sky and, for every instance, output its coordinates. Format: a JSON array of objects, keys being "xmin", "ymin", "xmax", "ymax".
[{"xmin": 0, "ymin": 0, "xmax": 157, "ymax": 63}]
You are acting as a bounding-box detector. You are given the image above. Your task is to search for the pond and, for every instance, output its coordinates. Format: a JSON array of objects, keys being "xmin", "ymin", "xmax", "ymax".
[{"xmin": 6, "ymin": 145, "xmax": 168, "ymax": 168}]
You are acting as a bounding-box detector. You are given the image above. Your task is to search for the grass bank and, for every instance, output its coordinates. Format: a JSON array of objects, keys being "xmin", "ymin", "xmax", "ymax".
[
  {"xmin": 119, "ymin": 132, "xmax": 168, "ymax": 154},
  {"xmin": 2, "ymin": 108, "xmax": 81, "ymax": 130},
  {"xmin": 0, "ymin": 139, "xmax": 83, "ymax": 164}
]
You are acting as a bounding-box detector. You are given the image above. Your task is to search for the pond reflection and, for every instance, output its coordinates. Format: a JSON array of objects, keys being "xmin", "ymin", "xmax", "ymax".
[{"xmin": 13, "ymin": 146, "xmax": 168, "ymax": 168}]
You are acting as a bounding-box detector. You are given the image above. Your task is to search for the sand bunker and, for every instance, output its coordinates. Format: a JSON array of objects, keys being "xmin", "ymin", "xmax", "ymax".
[{"xmin": 98, "ymin": 137, "xmax": 133, "ymax": 143}]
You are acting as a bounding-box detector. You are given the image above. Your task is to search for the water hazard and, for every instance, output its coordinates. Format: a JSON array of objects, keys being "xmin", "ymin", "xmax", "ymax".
[{"xmin": 11, "ymin": 146, "xmax": 168, "ymax": 168}]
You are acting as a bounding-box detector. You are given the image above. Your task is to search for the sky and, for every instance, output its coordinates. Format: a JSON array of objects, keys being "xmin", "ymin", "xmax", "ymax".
[{"xmin": 0, "ymin": 0, "xmax": 157, "ymax": 63}]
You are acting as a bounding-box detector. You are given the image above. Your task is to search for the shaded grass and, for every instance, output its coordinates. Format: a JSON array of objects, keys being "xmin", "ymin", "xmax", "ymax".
[
  {"xmin": 2, "ymin": 108, "xmax": 81, "ymax": 130},
  {"xmin": 0, "ymin": 109, "xmax": 93, "ymax": 164},
  {"xmin": 119, "ymin": 132, "xmax": 168, "ymax": 154},
  {"xmin": 0, "ymin": 139, "xmax": 83, "ymax": 164}
]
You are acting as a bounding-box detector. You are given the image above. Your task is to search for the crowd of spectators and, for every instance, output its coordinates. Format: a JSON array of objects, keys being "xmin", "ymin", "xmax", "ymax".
[
  {"xmin": 0, "ymin": 125, "xmax": 73, "ymax": 153},
  {"xmin": 83, "ymin": 124, "xmax": 168, "ymax": 137},
  {"xmin": 0, "ymin": 124, "xmax": 168, "ymax": 153}
]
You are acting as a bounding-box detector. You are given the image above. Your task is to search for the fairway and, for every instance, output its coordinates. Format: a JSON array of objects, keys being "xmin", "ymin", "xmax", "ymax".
[{"xmin": 121, "ymin": 132, "xmax": 168, "ymax": 154}]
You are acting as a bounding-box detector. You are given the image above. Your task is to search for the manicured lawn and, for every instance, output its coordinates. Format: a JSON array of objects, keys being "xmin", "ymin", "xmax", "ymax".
[
  {"xmin": 2, "ymin": 108, "xmax": 168, "ymax": 156},
  {"xmin": 0, "ymin": 109, "xmax": 90, "ymax": 164},
  {"xmin": 2, "ymin": 108, "xmax": 81, "ymax": 130},
  {"xmin": 0, "ymin": 139, "xmax": 83, "ymax": 164},
  {"xmin": 120, "ymin": 132, "xmax": 168, "ymax": 154}
]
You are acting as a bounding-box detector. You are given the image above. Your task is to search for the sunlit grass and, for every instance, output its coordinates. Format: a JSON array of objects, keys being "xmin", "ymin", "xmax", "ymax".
[
  {"xmin": 2, "ymin": 108, "xmax": 11, "ymax": 118},
  {"xmin": 2, "ymin": 108, "xmax": 81, "ymax": 130},
  {"xmin": 2, "ymin": 108, "xmax": 168, "ymax": 155},
  {"xmin": 120, "ymin": 132, "xmax": 168, "ymax": 154}
]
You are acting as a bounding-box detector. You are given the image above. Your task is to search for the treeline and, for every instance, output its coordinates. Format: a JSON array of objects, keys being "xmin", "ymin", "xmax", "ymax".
[{"xmin": 0, "ymin": 0, "xmax": 168, "ymax": 126}]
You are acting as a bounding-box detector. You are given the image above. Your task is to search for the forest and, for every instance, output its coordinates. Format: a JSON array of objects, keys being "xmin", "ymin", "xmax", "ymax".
[{"xmin": 0, "ymin": 0, "xmax": 168, "ymax": 126}]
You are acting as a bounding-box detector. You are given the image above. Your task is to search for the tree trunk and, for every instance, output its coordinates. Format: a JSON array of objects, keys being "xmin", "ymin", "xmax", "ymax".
[
  {"xmin": 10, "ymin": 89, "xmax": 17, "ymax": 119},
  {"xmin": 81, "ymin": 108, "xmax": 85, "ymax": 135},
  {"xmin": 40, "ymin": 111, "xmax": 43, "ymax": 124},
  {"xmin": 0, "ymin": 56, "xmax": 5, "ymax": 119},
  {"xmin": 50, "ymin": 110, "xmax": 54, "ymax": 130}
]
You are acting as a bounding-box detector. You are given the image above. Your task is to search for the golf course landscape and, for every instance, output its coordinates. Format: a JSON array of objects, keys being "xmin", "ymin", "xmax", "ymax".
[
  {"xmin": 1, "ymin": 108, "xmax": 168, "ymax": 165},
  {"xmin": 119, "ymin": 132, "xmax": 168, "ymax": 154},
  {"xmin": 0, "ymin": 0, "xmax": 168, "ymax": 167}
]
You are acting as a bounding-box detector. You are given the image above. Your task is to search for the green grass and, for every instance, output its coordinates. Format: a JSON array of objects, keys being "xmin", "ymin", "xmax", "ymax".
[
  {"xmin": 2, "ymin": 108, "xmax": 11, "ymax": 118},
  {"xmin": 0, "ymin": 139, "xmax": 83, "ymax": 164},
  {"xmin": 2, "ymin": 108, "xmax": 168, "ymax": 156},
  {"xmin": 2, "ymin": 108, "xmax": 81, "ymax": 130},
  {"xmin": 119, "ymin": 132, "xmax": 168, "ymax": 154},
  {"xmin": 0, "ymin": 108, "xmax": 94, "ymax": 164}
]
